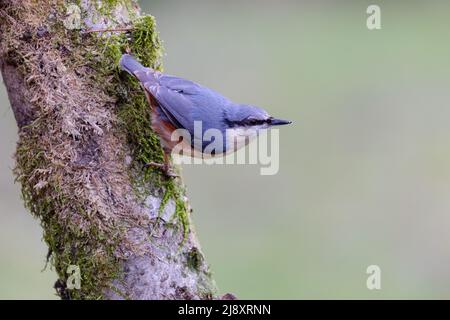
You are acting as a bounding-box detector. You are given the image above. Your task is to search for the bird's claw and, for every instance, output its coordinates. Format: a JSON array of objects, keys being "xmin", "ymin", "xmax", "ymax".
[{"xmin": 145, "ymin": 162, "xmax": 179, "ymax": 178}]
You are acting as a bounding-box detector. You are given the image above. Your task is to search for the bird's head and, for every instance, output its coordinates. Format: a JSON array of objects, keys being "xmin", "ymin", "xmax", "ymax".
[
  {"xmin": 221, "ymin": 104, "xmax": 292, "ymax": 153},
  {"xmin": 225, "ymin": 104, "xmax": 292, "ymax": 132}
]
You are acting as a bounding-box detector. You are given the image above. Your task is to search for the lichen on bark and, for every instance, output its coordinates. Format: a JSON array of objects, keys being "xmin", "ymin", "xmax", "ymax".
[{"xmin": 0, "ymin": 0, "xmax": 217, "ymax": 300}]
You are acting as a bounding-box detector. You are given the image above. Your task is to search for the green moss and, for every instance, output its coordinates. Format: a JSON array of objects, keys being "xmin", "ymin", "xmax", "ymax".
[
  {"xmin": 99, "ymin": 15, "xmax": 165, "ymax": 175},
  {"xmin": 95, "ymin": 0, "xmax": 126, "ymax": 15},
  {"xmin": 186, "ymin": 247, "xmax": 204, "ymax": 271},
  {"xmin": 163, "ymin": 182, "xmax": 190, "ymax": 242},
  {"xmin": 130, "ymin": 16, "xmax": 164, "ymax": 70},
  {"xmin": 100, "ymin": 15, "xmax": 163, "ymax": 73},
  {"xmin": 43, "ymin": 215, "xmax": 123, "ymax": 300},
  {"xmin": 15, "ymin": 120, "xmax": 124, "ymax": 299},
  {"xmin": 103, "ymin": 0, "xmax": 122, "ymax": 7}
]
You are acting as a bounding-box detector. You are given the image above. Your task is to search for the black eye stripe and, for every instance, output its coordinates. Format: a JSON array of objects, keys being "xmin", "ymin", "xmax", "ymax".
[
  {"xmin": 244, "ymin": 118, "xmax": 269, "ymax": 126},
  {"xmin": 226, "ymin": 118, "xmax": 270, "ymax": 127}
]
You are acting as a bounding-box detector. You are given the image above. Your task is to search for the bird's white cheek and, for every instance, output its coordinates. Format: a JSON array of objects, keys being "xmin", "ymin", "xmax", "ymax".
[{"xmin": 225, "ymin": 128, "xmax": 258, "ymax": 153}]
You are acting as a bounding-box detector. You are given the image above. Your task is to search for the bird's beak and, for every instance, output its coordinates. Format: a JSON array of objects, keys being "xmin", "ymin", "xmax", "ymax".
[{"xmin": 269, "ymin": 118, "xmax": 292, "ymax": 126}]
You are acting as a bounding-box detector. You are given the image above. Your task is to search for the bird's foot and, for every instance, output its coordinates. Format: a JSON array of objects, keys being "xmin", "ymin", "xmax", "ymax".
[{"xmin": 145, "ymin": 161, "xmax": 179, "ymax": 178}]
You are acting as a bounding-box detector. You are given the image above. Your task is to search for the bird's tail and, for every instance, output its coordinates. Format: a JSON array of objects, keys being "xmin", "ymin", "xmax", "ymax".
[{"xmin": 119, "ymin": 54, "xmax": 146, "ymax": 76}]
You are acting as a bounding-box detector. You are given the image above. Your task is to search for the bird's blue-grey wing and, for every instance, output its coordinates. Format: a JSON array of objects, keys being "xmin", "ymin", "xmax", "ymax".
[
  {"xmin": 158, "ymin": 75, "xmax": 203, "ymax": 95},
  {"xmin": 122, "ymin": 54, "xmax": 214, "ymax": 132},
  {"xmin": 141, "ymin": 75, "xmax": 200, "ymax": 131},
  {"xmin": 143, "ymin": 72, "xmax": 231, "ymax": 141},
  {"xmin": 128, "ymin": 69, "xmax": 185, "ymax": 129},
  {"xmin": 154, "ymin": 87, "xmax": 193, "ymax": 129},
  {"xmin": 142, "ymin": 72, "xmax": 232, "ymax": 153}
]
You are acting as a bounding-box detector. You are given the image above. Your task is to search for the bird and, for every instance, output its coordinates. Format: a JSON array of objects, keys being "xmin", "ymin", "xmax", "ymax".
[{"xmin": 119, "ymin": 54, "xmax": 291, "ymax": 176}]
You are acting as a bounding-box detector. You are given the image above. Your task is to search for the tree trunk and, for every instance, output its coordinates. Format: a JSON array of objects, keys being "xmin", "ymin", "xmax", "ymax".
[{"xmin": 0, "ymin": 0, "xmax": 217, "ymax": 300}]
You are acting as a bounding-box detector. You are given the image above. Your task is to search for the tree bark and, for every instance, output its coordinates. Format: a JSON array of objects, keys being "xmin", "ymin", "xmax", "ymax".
[{"xmin": 0, "ymin": 0, "xmax": 217, "ymax": 300}]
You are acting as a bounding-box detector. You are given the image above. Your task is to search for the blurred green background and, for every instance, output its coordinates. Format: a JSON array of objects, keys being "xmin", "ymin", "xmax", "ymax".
[{"xmin": 2, "ymin": 0, "xmax": 450, "ymax": 299}]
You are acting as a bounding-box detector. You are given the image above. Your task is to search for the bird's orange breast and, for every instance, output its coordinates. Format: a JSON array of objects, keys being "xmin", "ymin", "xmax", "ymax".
[
  {"xmin": 146, "ymin": 90, "xmax": 193, "ymax": 156},
  {"xmin": 151, "ymin": 106, "xmax": 178, "ymax": 152}
]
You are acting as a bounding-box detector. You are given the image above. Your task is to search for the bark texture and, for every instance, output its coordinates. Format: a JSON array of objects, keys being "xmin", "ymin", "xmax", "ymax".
[{"xmin": 0, "ymin": 0, "xmax": 217, "ymax": 300}]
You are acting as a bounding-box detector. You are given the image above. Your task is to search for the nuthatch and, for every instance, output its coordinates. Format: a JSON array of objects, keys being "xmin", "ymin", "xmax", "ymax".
[{"xmin": 119, "ymin": 54, "xmax": 291, "ymax": 176}]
